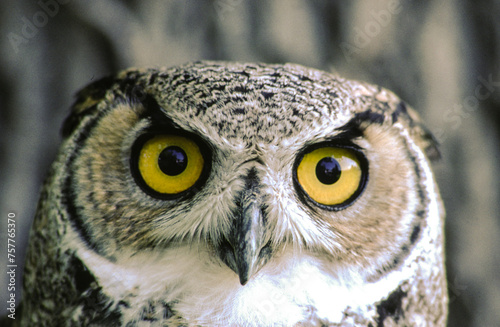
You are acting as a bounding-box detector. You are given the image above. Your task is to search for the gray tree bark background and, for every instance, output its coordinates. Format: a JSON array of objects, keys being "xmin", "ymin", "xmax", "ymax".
[{"xmin": 1, "ymin": 1, "xmax": 499, "ymax": 326}]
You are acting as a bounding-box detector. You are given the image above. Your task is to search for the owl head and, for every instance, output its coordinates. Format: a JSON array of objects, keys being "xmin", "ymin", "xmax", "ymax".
[{"xmin": 23, "ymin": 61, "xmax": 447, "ymax": 326}]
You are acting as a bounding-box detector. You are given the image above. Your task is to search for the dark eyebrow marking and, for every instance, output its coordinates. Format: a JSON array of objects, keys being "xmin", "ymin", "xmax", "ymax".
[
  {"xmin": 138, "ymin": 94, "xmax": 168, "ymax": 121},
  {"xmin": 334, "ymin": 108, "xmax": 389, "ymax": 141},
  {"xmin": 333, "ymin": 123, "xmax": 365, "ymax": 142},
  {"xmin": 134, "ymin": 94, "xmax": 191, "ymax": 135},
  {"xmin": 350, "ymin": 109, "xmax": 386, "ymax": 125}
]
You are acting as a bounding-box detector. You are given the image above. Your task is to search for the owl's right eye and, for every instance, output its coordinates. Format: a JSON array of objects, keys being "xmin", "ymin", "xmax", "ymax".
[
  {"xmin": 294, "ymin": 145, "xmax": 368, "ymax": 210},
  {"xmin": 131, "ymin": 134, "xmax": 208, "ymax": 197}
]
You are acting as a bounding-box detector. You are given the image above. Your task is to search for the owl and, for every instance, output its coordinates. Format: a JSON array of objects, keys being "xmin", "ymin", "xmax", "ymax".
[{"xmin": 19, "ymin": 61, "xmax": 447, "ymax": 326}]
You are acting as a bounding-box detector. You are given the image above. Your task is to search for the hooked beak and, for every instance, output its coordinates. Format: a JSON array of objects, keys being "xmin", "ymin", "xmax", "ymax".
[{"xmin": 218, "ymin": 173, "xmax": 271, "ymax": 285}]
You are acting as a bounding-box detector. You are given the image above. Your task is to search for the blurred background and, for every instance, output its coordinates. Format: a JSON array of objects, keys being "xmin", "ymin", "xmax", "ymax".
[{"xmin": 0, "ymin": 1, "xmax": 499, "ymax": 326}]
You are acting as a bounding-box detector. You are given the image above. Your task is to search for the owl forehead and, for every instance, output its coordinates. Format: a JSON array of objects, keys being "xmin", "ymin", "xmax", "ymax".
[{"xmin": 126, "ymin": 62, "xmax": 379, "ymax": 144}]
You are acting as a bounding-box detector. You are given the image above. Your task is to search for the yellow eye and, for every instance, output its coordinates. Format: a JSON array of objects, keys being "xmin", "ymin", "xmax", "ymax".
[
  {"xmin": 137, "ymin": 135, "xmax": 205, "ymax": 195},
  {"xmin": 296, "ymin": 147, "xmax": 365, "ymax": 207}
]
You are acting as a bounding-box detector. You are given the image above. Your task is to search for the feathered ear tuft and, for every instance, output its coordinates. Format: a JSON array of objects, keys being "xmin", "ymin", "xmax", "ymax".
[
  {"xmin": 414, "ymin": 123, "xmax": 441, "ymax": 161},
  {"xmin": 392, "ymin": 102, "xmax": 441, "ymax": 161},
  {"xmin": 405, "ymin": 106, "xmax": 441, "ymax": 161},
  {"xmin": 61, "ymin": 76, "xmax": 116, "ymax": 138}
]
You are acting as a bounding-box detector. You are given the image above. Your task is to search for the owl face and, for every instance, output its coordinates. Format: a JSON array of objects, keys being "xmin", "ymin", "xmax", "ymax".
[
  {"xmin": 66, "ymin": 62, "xmax": 427, "ymax": 277},
  {"xmin": 24, "ymin": 61, "xmax": 447, "ymax": 326}
]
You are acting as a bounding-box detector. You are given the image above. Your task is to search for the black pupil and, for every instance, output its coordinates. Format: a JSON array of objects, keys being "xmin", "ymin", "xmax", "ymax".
[
  {"xmin": 315, "ymin": 157, "xmax": 341, "ymax": 185},
  {"xmin": 158, "ymin": 146, "xmax": 188, "ymax": 176}
]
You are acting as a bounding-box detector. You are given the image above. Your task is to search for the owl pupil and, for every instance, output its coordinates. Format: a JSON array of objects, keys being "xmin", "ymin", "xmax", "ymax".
[
  {"xmin": 158, "ymin": 146, "xmax": 188, "ymax": 176},
  {"xmin": 316, "ymin": 157, "xmax": 341, "ymax": 185}
]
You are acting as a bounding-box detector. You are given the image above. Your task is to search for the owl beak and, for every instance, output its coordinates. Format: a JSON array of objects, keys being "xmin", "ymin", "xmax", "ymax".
[{"xmin": 219, "ymin": 197, "xmax": 271, "ymax": 286}]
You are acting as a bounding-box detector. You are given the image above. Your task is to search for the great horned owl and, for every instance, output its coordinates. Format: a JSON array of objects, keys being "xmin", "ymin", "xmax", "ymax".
[{"xmin": 19, "ymin": 61, "xmax": 447, "ymax": 326}]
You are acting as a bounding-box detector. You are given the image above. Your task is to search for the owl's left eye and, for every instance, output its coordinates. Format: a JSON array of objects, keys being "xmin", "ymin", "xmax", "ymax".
[
  {"xmin": 295, "ymin": 145, "xmax": 367, "ymax": 209},
  {"xmin": 132, "ymin": 134, "xmax": 207, "ymax": 197}
]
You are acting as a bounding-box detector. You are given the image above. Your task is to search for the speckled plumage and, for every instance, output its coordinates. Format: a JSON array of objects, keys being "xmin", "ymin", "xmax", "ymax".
[{"xmin": 20, "ymin": 61, "xmax": 447, "ymax": 326}]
